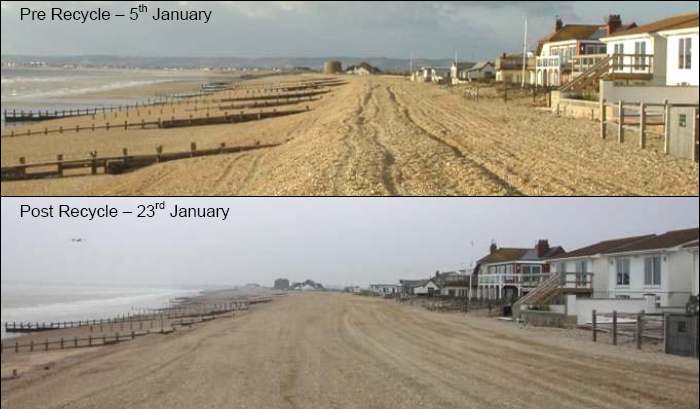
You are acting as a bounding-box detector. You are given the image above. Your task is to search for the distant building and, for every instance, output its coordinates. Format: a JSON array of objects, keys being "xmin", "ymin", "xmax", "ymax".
[
  {"xmin": 369, "ymin": 284, "xmax": 400, "ymax": 295},
  {"xmin": 323, "ymin": 61, "xmax": 343, "ymax": 74},
  {"xmin": 495, "ymin": 53, "xmax": 536, "ymax": 85},
  {"xmin": 274, "ymin": 278, "xmax": 290, "ymax": 290},
  {"xmin": 291, "ymin": 279, "xmax": 324, "ymax": 291},
  {"xmin": 346, "ymin": 62, "xmax": 381, "ymax": 75},
  {"xmin": 464, "ymin": 61, "xmax": 496, "ymax": 82},
  {"xmin": 450, "ymin": 62, "xmax": 476, "ymax": 84}
]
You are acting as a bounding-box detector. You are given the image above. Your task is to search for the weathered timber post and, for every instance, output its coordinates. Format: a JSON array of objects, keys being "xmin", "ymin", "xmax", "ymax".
[
  {"xmin": 612, "ymin": 310, "xmax": 618, "ymax": 346},
  {"xmin": 106, "ymin": 122, "xmax": 110, "ymax": 131},
  {"xmin": 694, "ymin": 108, "xmax": 699, "ymax": 163},
  {"xmin": 60, "ymin": 338, "xmax": 64, "ymax": 349},
  {"xmin": 156, "ymin": 145, "xmax": 163, "ymax": 162},
  {"xmin": 618, "ymin": 101, "xmax": 625, "ymax": 143},
  {"xmin": 663, "ymin": 100, "xmax": 671, "ymax": 155},
  {"xmin": 124, "ymin": 120, "xmax": 128, "ymax": 130},
  {"xmin": 29, "ymin": 340, "xmax": 34, "ymax": 352},
  {"xmin": 639, "ymin": 102, "xmax": 646, "ymax": 149},
  {"xmin": 592, "ymin": 309, "xmax": 598, "ymax": 342},
  {"xmin": 141, "ymin": 119, "xmax": 145, "ymax": 129},
  {"xmin": 636, "ymin": 311, "xmax": 644, "ymax": 350},
  {"xmin": 45, "ymin": 340, "xmax": 49, "ymax": 351},
  {"xmin": 190, "ymin": 142, "xmax": 197, "ymax": 158},
  {"xmin": 90, "ymin": 151, "xmax": 98, "ymax": 175},
  {"xmin": 74, "ymin": 337, "xmax": 78, "ymax": 348},
  {"xmin": 59, "ymin": 126, "xmax": 63, "ymax": 134}
]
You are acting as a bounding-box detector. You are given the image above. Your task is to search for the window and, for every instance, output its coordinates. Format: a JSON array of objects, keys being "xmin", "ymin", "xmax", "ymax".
[
  {"xmin": 616, "ymin": 258, "xmax": 630, "ymax": 286},
  {"xmin": 679, "ymin": 37, "xmax": 692, "ymax": 70},
  {"xmin": 555, "ymin": 262, "xmax": 565, "ymax": 273},
  {"xmin": 644, "ymin": 256, "xmax": 661, "ymax": 287},
  {"xmin": 614, "ymin": 43, "xmax": 625, "ymax": 69},
  {"xmin": 634, "ymin": 41, "xmax": 647, "ymax": 70}
]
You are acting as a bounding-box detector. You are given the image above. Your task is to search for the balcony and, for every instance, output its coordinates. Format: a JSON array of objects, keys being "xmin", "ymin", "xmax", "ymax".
[
  {"xmin": 478, "ymin": 273, "xmax": 551, "ymax": 287},
  {"xmin": 478, "ymin": 272, "xmax": 594, "ymax": 291},
  {"xmin": 536, "ymin": 55, "xmax": 565, "ymax": 69}
]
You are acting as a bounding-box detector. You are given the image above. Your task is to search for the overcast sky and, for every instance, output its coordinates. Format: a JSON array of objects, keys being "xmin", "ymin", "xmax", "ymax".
[
  {"xmin": 1, "ymin": 1, "xmax": 698, "ymax": 59},
  {"xmin": 1, "ymin": 198, "xmax": 697, "ymax": 289}
]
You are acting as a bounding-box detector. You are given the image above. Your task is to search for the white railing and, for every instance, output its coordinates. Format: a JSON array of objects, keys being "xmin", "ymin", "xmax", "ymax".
[
  {"xmin": 536, "ymin": 56, "xmax": 564, "ymax": 69},
  {"xmin": 479, "ymin": 272, "xmax": 594, "ymax": 290}
]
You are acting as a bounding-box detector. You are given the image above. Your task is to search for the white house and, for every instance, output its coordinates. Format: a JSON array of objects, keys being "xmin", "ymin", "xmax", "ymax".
[
  {"xmin": 369, "ymin": 284, "xmax": 400, "ymax": 296},
  {"xmin": 600, "ymin": 13, "xmax": 700, "ymax": 86},
  {"xmin": 474, "ymin": 240, "xmax": 565, "ymax": 301},
  {"xmin": 549, "ymin": 228, "xmax": 698, "ymax": 309},
  {"xmin": 659, "ymin": 18, "xmax": 699, "ymax": 86},
  {"xmin": 686, "ymin": 241, "xmax": 699, "ymax": 296},
  {"xmin": 412, "ymin": 279, "xmax": 441, "ymax": 296},
  {"xmin": 464, "ymin": 61, "xmax": 495, "ymax": 81}
]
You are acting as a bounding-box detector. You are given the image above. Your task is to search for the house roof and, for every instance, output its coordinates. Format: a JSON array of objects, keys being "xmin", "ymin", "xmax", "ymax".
[
  {"xmin": 467, "ymin": 61, "xmax": 494, "ymax": 72},
  {"xmin": 606, "ymin": 12, "xmax": 699, "ymax": 38},
  {"xmin": 477, "ymin": 248, "xmax": 529, "ymax": 264},
  {"xmin": 552, "ymin": 234, "xmax": 657, "ymax": 259},
  {"xmin": 604, "ymin": 228, "xmax": 699, "ymax": 254},
  {"xmin": 683, "ymin": 240, "xmax": 699, "ymax": 249},
  {"xmin": 541, "ymin": 24, "xmax": 604, "ymax": 43},
  {"xmin": 399, "ymin": 279, "xmax": 429, "ymax": 288}
]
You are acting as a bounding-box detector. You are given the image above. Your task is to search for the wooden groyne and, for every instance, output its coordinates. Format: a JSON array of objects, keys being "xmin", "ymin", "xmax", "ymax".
[
  {"xmin": 1, "ymin": 140, "xmax": 282, "ymax": 181},
  {"xmin": 221, "ymin": 90, "xmax": 330, "ymax": 103},
  {"xmin": 2, "ymin": 107, "xmax": 310, "ymax": 138}
]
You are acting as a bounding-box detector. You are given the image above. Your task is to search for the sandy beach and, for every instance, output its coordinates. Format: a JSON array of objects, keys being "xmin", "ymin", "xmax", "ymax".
[
  {"xmin": 1, "ymin": 74, "xmax": 698, "ymax": 196},
  {"xmin": 1, "ymin": 292, "xmax": 697, "ymax": 409}
]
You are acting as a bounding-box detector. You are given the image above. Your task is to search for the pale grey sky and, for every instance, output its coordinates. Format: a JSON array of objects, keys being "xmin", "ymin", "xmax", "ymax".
[
  {"xmin": 1, "ymin": 198, "xmax": 698, "ymax": 288},
  {"xmin": 1, "ymin": 1, "xmax": 698, "ymax": 59}
]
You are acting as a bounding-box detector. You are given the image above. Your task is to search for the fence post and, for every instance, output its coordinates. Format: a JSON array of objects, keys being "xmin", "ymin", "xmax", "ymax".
[
  {"xmin": 90, "ymin": 151, "xmax": 98, "ymax": 175},
  {"xmin": 600, "ymin": 100, "xmax": 607, "ymax": 139},
  {"xmin": 636, "ymin": 311, "xmax": 644, "ymax": 350},
  {"xmin": 663, "ymin": 99, "xmax": 671, "ymax": 155},
  {"xmin": 694, "ymin": 108, "xmax": 699, "ymax": 163},
  {"xmin": 612, "ymin": 310, "xmax": 618, "ymax": 346},
  {"xmin": 618, "ymin": 101, "xmax": 624, "ymax": 144},
  {"xmin": 57, "ymin": 154, "xmax": 64, "ymax": 176},
  {"xmin": 191, "ymin": 142, "xmax": 197, "ymax": 158},
  {"xmin": 639, "ymin": 102, "xmax": 646, "ymax": 149}
]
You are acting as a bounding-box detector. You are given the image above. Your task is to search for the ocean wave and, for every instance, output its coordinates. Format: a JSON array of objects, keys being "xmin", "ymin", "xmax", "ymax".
[{"xmin": 2, "ymin": 79, "xmax": 171, "ymax": 101}]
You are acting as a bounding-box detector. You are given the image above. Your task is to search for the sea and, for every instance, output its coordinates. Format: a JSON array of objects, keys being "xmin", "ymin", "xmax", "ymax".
[
  {"xmin": 0, "ymin": 66, "xmax": 217, "ymax": 130},
  {"xmin": 1, "ymin": 282, "xmax": 201, "ymax": 339}
]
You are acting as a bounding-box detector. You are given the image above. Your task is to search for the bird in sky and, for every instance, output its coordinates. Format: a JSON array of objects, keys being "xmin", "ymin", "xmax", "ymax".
[{"xmin": 70, "ymin": 238, "xmax": 86, "ymax": 243}]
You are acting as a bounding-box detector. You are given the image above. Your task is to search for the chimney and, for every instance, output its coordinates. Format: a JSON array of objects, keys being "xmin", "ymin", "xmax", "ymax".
[
  {"xmin": 489, "ymin": 242, "xmax": 498, "ymax": 254},
  {"xmin": 555, "ymin": 17, "xmax": 564, "ymax": 32},
  {"xmin": 606, "ymin": 15, "xmax": 622, "ymax": 35},
  {"xmin": 536, "ymin": 240, "xmax": 550, "ymax": 258},
  {"xmin": 435, "ymin": 270, "xmax": 440, "ymax": 279}
]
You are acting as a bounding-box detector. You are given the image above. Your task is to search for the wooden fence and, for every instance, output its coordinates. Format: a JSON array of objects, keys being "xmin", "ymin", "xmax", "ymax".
[
  {"xmin": 588, "ymin": 310, "xmax": 664, "ymax": 350},
  {"xmin": 599, "ymin": 99, "xmax": 698, "ymax": 156},
  {"xmin": 464, "ymin": 84, "xmax": 553, "ymax": 106}
]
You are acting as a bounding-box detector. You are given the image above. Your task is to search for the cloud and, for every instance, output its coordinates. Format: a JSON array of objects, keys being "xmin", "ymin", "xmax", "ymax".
[{"xmin": 220, "ymin": 1, "xmax": 313, "ymax": 19}]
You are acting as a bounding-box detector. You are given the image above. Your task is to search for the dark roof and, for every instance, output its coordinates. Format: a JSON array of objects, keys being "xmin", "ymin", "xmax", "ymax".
[
  {"xmin": 607, "ymin": 12, "xmax": 698, "ymax": 37},
  {"xmin": 604, "ymin": 228, "xmax": 699, "ymax": 254},
  {"xmin": 541, "ymin": 24, "xmax": 603, "ymax": 43},
  {"xmin": 399, "ymin": 279, "xmax": 429, "ymax": 288},
  {"xmin": 477, "ymin": 248, "xmax": 529, "ymax": 264},
  {"xmin": 552, "ymin": 234, "xmax": 657, "ymax": 259}
]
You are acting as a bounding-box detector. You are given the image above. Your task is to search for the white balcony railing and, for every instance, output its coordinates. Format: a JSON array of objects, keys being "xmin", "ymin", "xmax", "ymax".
[
  {"xmin": 478, "ymin": 272, "xmax": 594, "ymax": 290},
  {"xmin": 536, "ymin": 56, "xmax": 564, "ymax": 69}
]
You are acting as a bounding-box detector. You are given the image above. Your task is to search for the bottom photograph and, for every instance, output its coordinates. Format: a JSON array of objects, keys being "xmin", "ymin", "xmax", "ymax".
[{"xmin": 1, "ymin": 197, "xmax": 698, "ymax": 409}]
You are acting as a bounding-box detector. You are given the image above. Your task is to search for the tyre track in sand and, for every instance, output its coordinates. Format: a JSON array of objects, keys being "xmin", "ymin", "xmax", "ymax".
[{"xmin": 384, "ymin": 85, "xmax": 522, "ymax": 195}]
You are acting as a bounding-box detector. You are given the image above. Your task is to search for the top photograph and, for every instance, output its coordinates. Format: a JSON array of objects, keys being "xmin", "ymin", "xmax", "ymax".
[{"xmin": 1, "ymin": 1, "xmax": 698, "ymax": 197}]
